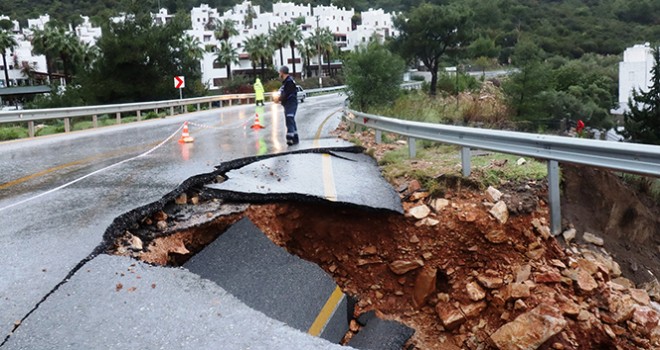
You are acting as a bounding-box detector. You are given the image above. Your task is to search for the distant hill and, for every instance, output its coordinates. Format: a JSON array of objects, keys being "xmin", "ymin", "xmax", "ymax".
[{"xmin": 1, "ymin": 0, "xmax": 659, "ymax": 58}]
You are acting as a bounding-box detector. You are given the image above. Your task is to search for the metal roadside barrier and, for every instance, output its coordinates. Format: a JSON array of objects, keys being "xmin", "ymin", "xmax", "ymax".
[
  {"xmin": 344, "ymin": 108, "xmax": 660, "ymax": 236},
  {"xmin": 0, "ymin": 86, "xmax": 347, "ymax": 137}
]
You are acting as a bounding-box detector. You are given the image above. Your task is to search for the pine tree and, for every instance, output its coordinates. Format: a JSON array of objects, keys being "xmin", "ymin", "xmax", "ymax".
[{"xmin": 622, "ymin": 47, "xmax": 660, "ymax": 145}]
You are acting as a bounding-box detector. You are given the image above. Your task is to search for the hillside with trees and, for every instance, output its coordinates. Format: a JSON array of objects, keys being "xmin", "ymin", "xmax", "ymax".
[{"xmin": 1, "ymin": 0, "xmax": 659, "ymax": 59}]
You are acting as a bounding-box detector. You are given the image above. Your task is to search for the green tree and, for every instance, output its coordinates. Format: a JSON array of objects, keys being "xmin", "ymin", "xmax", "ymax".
[
  {"xmin": 392, "ymin": 3, "xmax": 473, "ymax": 96},
  {"xmin": 502, "ymin": 39, "xmax": 552, "ymax": 129},
  {"xmin": 300, "ymin": 36, "xmax": 319, "ymax": 79},
  {"xmin": 283, "ymin": 23, "xmax": 302, "ymax": 77},
  {"xmin": 621, "ymin": 47, "xmax": 660, "ymax": 145},
  {"xmin": 270, "ymin": 24, "xmax": 287, "ymax": 68},
  {"xmin": 345, "ymin": 42, "xmax": 405, "ymax": 111},
  {"xmin": 244, "ymin": 35, "xmax": 261, "ymax": 77},
  {"xmin": 31, "ymin": 26, "xmax": 58, "ymax": 84},
  {"xmin": 216, "ymin": 40, "xmax": 239, "ymax": 81},
  {"xmin": 80, "ymin": 6, "xmax": 200, "ymax": 103},
  {"xmin": 0, "ymin": 29, "xmax": 16, "ymax": 87},
  {"xmin": 213, "ymin": 18, "xmax": 238, "ymax": 42}
]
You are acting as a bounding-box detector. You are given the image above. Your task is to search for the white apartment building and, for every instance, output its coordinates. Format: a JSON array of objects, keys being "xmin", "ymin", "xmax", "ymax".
[
  {"xmin": 75, "ymin": 16, "xmax": 102, "ymax": 46},
  {"xmin": 272, "ymin": 2, "xmax": 311, "ymax": 20},
  {"xmin": 191, "ymin": 4, "xmax": 221, "ymax": 31},
  {"xmin": 347, "ymin": 8, "xmax": 398, "ymax": 51},
  {"xmin": 189, "ymin": 1, "xmax": 399, "ymax": 89},
  {"xmin": 0, "ymin": 35, "xmax": 48, "ymax": 87},
  {"xmin": 27, "ymin": 14, "xmax": 50, "ymax": 30},
  {"xmin": 152, "ymin": 8, "xmax": 175, "ymax": 26},
  {"xmin": 617, "ymin": 43, "xmax": 655, "ymax": 114},
  {"xmin": 0, "ymin": 16, "xmax": 20, "ymax": 33}
]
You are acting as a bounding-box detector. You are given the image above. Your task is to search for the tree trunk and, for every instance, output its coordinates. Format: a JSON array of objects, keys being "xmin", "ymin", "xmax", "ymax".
[
  {"xmin": 252, "ymin": 61, "xmax": 256, "ymax": 78},
  {"xmin": 290, "ymin": 43, "xmax": 296, "ymax": 77},
  {"xmin": 429, "ymin": 62, "xmax": 439, "ymax": 96},
  {"xmin": 279, "ymin": 47, "xmax": 284, "ymax": 68},
  {"xmin": 61, "ymin": 55, "xmax": 70, "ymax": 85},
  {"xmin": 326, "ymin": 53, "xmax": 331, "ymax": 77},
  {"xmin": 45, "ymin": 54, "xmax": 52, "ymax": 84},
  {"xmin": 260, "ymin": 58, "xmax": 265, "ymax": 79},
  {"xmin": 2, "ymin": 50, "xmax": 9, "ymax": 87},
  {"xmin": 226, "ymin": 64, "xmax": 231, "ymax": 81}
]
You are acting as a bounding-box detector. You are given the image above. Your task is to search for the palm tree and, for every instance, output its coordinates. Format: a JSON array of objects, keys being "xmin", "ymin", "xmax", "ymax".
[
  {"xmin": 51, "ymin": 28, "xmax": 83, "ymax": 85},
  {"xmin": 20, "ymin": 61, "xmax": 38, "ymax": 85},
  {"xmin": 216, "ymin": 41, "xmax": 239, "ymax": 81},
  {"xmin": 283, "ymin": 23, "xmax": 302, "ymax": 77},
  {"xmin": 270, "ymin": 24, "xmax": 287, "ymax": 68},
  {"xmin": 256, "ymin": 34, "xmax": 273, "ymax": 79},
  {"xmin": 31, "ymin": 26, "xmax": 58, "ymax": 84},
  {"xmin": 180, "ymin": 34, "xmax": 204, "ymax": 71},
  {"xmin": 300, "ymin": 36, "xmax": 319, "ymax": 79},
  {"xmin": 0, "ymin": 29, "xmax": 16, "ymax": 87},
  {"xmin": 318, "ymin": 28, "xmax": 336, "ymax": 77},
  {"xmin": 244, "ymin": 36, "xmax": 261, "ymax": 78},
  {"xmin": 213, "ymin": 19, "xmax": 238, "ymax": 42}
]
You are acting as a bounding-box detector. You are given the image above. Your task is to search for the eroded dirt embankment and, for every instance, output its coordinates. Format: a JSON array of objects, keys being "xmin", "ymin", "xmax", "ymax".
[{"xmin": 108, "ymin": 176, "xmax": 660, "ymax": 349}]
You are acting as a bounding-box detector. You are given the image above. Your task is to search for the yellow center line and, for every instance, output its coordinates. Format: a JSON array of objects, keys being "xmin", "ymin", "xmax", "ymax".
[
  {"xmin": 308, "ymin": 109, "xmax": 344, "ymax": 337},
  {"xmin": 0, "ymin": 143, "xmax": 158, "ymax": 191},
  {"xmin": 307, "ymin": 286, "xmax": 344, "ymax": 336}
]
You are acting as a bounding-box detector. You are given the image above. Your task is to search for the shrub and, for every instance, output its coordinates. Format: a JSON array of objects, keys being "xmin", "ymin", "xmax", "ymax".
[{"xmin": 345, "ymin": 42, "xmax": 405, "ymax": 111}]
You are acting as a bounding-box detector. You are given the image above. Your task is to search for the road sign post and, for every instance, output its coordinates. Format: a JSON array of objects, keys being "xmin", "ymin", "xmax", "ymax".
[{"xmin": 174, "ymin": 76, "xmax": 185, "ymax": 100}]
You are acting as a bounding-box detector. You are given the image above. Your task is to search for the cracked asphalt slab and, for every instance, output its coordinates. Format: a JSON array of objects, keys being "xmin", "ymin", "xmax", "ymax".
[
  {"xmin": 206, "ymin": 151, "xmax": 403, "ymax": 213},
  {"xmin": 1, "ymin": 254, "xmax": 352, "ymax": 350},
  {"xmin": 184, "ymin": 218, "xmax": 350, "ymax": 343}
]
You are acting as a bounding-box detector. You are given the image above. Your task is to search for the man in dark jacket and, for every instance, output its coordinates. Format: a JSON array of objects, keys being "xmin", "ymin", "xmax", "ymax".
[{"xmin": 277, "ymin": 65, "xmax": 299, "ymax": 145}]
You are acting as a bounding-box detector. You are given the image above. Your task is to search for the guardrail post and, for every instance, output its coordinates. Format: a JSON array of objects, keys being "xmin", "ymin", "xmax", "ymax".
[
  {"xmin": 28, "ymin": 121, "xmax": 35, "ymax": 138},
  {"xmin": 548, "ymin": 160, "xmax": 562, "ymax": 235},
  {"xmin": 116, "ymin": 112, "xmax": 121, "ymax": 124},
  {"xmin": 208, "ymin": 101, "xmax": 212, "ymax": 109},
  {"xmin": 136, "ymin": 110, "xmax": 141, "ymax": 121},
  {"xmin": 219, "ymin": 100, "xmax": 223, "ymax": 108},
  {"xmin": 197, "ymin": 103, "xmax": 200, "ymax": 111},
  {"xmin": 92, "ymin": 115, "xmax": 98, "ymax": 128},
  {"xmin": 461, "ymin": 147, "xmax": 471, "ymax": 177},
  {"xmin": 228, "ymin": 99, "xmax": 233, "ymax": 107},
  {"xmin": 408, "ymin": 137, "xmax": 416, "ymax": 158},
  {"xmin": 169, "ymin": 106, "xmax": 174, "ymax": 116},
  {"xmin": 64, "ymin": 118, "xmax": 71, "ymax": 133},
  {"xmin": 375, "ymin": 130, "xmax": 382, "ymax": 144}
]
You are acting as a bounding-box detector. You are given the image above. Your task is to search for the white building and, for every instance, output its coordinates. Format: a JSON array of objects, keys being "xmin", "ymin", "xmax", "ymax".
[
  {"xmin": 152, "ymin": 8, "xmax": 175, "ymax": 26},
  {"xmin": 617, "ymin": 43, "xmax": 654, "ymax": 114},
  {"xmin": 347, "ymin": 9, "xmax": 398, "ymax": 51},
  {"xmin": 74, "ymin": 16, "xmax": 102, "ymax": 46},
  {"xmin": 0, "ymin": 16, "xmax": 20, "ymax": 33},
  {"xmin": 27, "ymin": 14, "xmax": 50, "ymax": 30},
  {"xmin": 188, "ymin": 1, "xmax": 399, "ymax": 89}
]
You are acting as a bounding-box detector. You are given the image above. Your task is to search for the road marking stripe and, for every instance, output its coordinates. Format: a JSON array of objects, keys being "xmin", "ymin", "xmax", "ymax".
[
  {"xmin": 0, "ymin": 160, "xmax": 86, "ymax": 191},
  {"xmin": 313, "ymin": 108, "xmax": 341, "ymax": 147},
  {"xmin": 307, "ymin": 286, "xmax": 344, "ymax": 337},
  {"xmin": 322, "ymin": 154, "xmax": 337, "ymax": 201},
  {"xmin": 0, "ymin": 124, "xmax": 183, "ymax": 213}
]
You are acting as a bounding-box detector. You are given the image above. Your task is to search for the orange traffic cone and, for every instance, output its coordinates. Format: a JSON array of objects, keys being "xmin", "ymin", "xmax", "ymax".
[
  {"xmin": 178, "ymin": 121, "xmax": 195, "ymax": 143},
  {"xmin": 250, "ymin": 113, "xmax": 265, "ymax": 130}
]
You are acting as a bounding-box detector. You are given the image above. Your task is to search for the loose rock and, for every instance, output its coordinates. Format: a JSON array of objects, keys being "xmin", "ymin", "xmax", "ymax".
[
  {"xmin": 485, "ymin": 186, "xmax": 503, "ymax": 202},
  {"xmin": 389, "ymin": 260, "xmax": 424, "ymax": 275},
  {"xmin": 175, "ymin": 193, "xmax": 187, "ymax": 205},
  {"xmin": 516, "ymin": 157, "xmax": 527, "ymax": 166},
  {"xmin": 409, "ymin": 205, "xmax": 431, "ymax": 219},
  {"xmin": 436, "ymin": 301, "xmax": 466, "ymax": 330},
  {"xmin": 562, "ymin": 228, "xmax": 576, "ymax": 243},
  {"xmin": 490, "ymin": 304, "xmax": 567, "ymax": 350},
  {"xmin": 477, "ymin": 274, "xmax": 504, "ymax": 289},
  {"xmin": 489, "ymin": 201, "xmax": 509, "ymax": 224},
  {"xmin": 413, "ymin": 267, "xmax": 437, "ymax": 308},
  {"xmin": 466, "ymin": 281, "xmax": 486, "ymax": 301},
  {"xmin": 583, "ymin": 232, "xmax": 604, "ymax": 246}
]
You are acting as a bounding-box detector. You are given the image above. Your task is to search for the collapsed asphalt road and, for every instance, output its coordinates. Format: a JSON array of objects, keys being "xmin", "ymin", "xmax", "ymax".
[{"xmin": 2, "ymin": 145, "xmax": 415, "ymax": 349}]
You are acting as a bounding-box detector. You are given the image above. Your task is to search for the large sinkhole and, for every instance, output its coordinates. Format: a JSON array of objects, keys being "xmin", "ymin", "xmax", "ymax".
[{"xmin": 104, "ymin": 172, "xmax": 650, "ymax": 349}]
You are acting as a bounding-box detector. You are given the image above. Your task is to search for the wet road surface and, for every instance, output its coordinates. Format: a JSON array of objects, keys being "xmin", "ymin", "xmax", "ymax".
[{"xmin": 0, "ymin": 95, "xmax": 347, "ymax": 344}]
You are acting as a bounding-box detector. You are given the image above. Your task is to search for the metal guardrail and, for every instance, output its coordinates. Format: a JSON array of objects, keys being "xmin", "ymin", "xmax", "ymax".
[
  {"xmin": 0, "ymin": 86, "xmax": 347, "ymax": 137},
  {"xmin": 345, "ymin": 108, "xmax": 660, "ymax": 235}
]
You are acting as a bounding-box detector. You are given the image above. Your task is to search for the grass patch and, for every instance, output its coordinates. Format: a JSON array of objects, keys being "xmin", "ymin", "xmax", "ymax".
[
  {"xmin": 0, "ymin": 126, "xmax": 28, "ymax": 141},
  {"xmin": 379, "ymin": 142, "xmax": 547, "ymax": 192},
  {"xmin": 368, "ymin": 84, "xmax": 510, "ymax": 128}
]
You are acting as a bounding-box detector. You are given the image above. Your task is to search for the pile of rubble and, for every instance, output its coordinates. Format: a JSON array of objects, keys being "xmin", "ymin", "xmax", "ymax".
[{"xmin": 395, "ymin": 183, "xmax": 660, "ymax": 349}]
